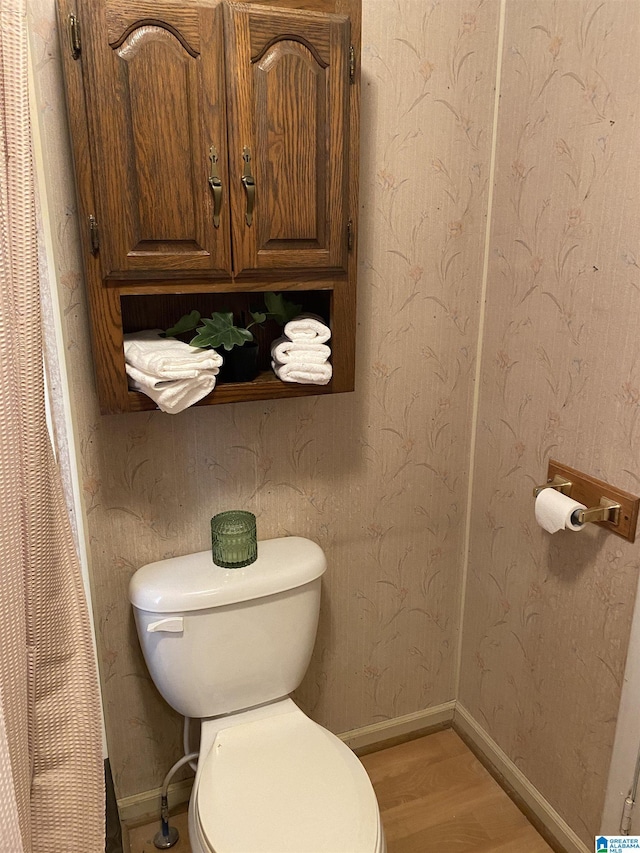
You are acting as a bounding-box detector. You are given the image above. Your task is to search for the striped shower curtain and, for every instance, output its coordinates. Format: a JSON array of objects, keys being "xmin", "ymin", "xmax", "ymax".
[{"xmin": 0, "ymin": 1, "xmax": 104, "ymax": 850}]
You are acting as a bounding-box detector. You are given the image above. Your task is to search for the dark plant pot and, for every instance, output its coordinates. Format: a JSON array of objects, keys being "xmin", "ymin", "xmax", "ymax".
[
  {"xmin": 252, "ymin": 318, "xmax": 282, "ymax": 371},
  {"xmin": 217, "ymin": 343, "xmax": 259, "ymax": 383},
  {"xmin": 215, "ymin": 348, "xmax": 233, "ymax": 384}
]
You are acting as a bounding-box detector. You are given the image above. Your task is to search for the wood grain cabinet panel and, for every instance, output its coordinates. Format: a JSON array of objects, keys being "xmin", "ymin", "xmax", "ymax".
[
  {"xmin": 80, "ymin": 0, "xmax": 231, "ymax": 278},
  {"xmin": 225, "ymin": 3, "xmax": 350, "ymax": 274},
  {"xmin": 57, "ymin": 0, "xmax": 360, "ymax": 413}
]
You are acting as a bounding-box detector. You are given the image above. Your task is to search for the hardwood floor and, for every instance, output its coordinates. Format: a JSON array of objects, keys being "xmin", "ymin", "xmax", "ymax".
[
  {"xmin": 360, "ymin": 729, "xmax": 554, "ymax": 853},
  {"xmin": 126, "ymin": 729, "xmax": 553, "ymax": 853}
]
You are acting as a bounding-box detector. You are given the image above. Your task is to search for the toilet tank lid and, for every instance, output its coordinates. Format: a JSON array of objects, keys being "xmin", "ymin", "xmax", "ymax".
[{"xmin": 128, "ymin": 536, "xmax": 326, "ymax": 613}]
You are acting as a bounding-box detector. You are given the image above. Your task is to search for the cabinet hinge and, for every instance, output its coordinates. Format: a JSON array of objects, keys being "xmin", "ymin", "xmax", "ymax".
[
  {"xmin": 68, "ymin": 13, "xmax": 81, "ymax": 60},
  {"xmin": 88, "ymin": 215, "xmax": 99, "ymax": 255},
  {"xmin": 347, "ymin": 218, "xmax": 353, "ymax": 252},
  {"xmin": 349, "ymin": 45, "xmax": 356, "ymax": 84}
]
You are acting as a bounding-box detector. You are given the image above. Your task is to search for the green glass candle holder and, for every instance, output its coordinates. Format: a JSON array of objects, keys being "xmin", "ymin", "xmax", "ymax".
[{"xmin": 211, "ymin": 510, "xmax": 257, "ymax": 568}]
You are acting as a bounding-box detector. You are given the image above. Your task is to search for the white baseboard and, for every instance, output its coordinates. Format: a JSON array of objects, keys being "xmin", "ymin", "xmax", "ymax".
[
  {"xmin": 118, "ymin": 777, "xmax": 193, "ymax": 825},
  {"xmin": 454, "ymin": 703, "xmax": 590, "ymax": 853},
  {"xmin": 338, "ymin": 700, "xmax": 456, "ymax": 751}
]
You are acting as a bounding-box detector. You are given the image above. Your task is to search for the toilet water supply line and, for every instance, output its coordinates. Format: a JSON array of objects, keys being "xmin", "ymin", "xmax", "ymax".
[
  {"xmin": 621, "ymin": 747, "xmax": 640, "ymax": 834},
  {"xmin": 154, "ymin": 718, "xmax": 199, "ymax": 849},
  {"xmin": 183, "ymin": 716, "xmax": 199, "ymax": 772},
  {"xmin": 157, "ymin": 752, "xmax": 199, "ymax": 848}
]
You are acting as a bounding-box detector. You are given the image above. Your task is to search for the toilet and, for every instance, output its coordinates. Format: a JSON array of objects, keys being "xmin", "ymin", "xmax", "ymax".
[{"xmin": 129, "ymin": 536, "xmax": 386, "ymax": 853}]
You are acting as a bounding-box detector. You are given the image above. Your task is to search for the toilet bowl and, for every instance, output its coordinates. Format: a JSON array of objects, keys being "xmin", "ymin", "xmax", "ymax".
[
  {"xmin": 129, "ymin": 537, "xmax": 385, "ymax": 853},
  {"xmin": 188, "ymin": 700, "xmax": 385, "ymax": 853}
]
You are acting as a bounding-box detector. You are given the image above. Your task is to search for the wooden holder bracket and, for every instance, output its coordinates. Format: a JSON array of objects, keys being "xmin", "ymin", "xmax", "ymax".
[{"xmin": 537, "ymin": 460, "xmax": 640, "ymax": 542}]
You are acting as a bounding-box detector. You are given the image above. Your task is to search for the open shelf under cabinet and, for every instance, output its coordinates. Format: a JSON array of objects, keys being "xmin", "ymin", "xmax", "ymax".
[{"xmin": 127, "ymin": 371, "xmax": 334, "ymax": 411}]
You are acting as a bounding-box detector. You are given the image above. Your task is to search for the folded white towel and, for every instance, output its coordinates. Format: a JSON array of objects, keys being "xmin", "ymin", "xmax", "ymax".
[
  {"xmin": 270, "ymin": 335, "xmax": 331, "ymax": 365},
  {"xmin": 124, "ymin": 330, "xmax": 222, "ymax": 379},
  {"xmin": 125, "ymin": 364, "xmax": 218, "ymax": 414},
  {"xmin": 283, "ymin": 314, "xmax": 331, "ymax": 344},
  {"xmin": 271, "ymin": 359, "xmax": 332, "ymax": 385}
]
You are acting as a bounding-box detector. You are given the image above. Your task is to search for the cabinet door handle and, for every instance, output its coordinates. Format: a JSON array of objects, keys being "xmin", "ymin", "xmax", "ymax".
[
  {"xmin": 208, "ymin": 146, "xmax": 222, "ymax": 228},
  {"xmin": 241, "ymin": 146, "xmax": 255, "ymax": 227}
]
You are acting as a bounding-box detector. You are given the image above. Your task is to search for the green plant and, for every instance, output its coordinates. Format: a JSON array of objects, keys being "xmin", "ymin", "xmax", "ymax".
[
  {"xmin": 262, "ymin": 292, "xmax": 302, "ymax": 326},
  {"xmin": 164, "ymin": 292, "xmax": 302, "ymax": 351},
  {"xmin": 165, "ymin": 310, "xmax": 259, "ymax": 351},
  {"xmin": 192, "ymin": 310, "xmax": 263, "ymax": 351},
  {"xmin": 163, "ymin": 310, "xmax": 201, "ymax": 338}
]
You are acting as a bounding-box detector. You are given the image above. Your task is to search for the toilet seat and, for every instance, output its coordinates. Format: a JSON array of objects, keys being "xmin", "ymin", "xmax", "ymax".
[{"xmin": 194, "ymin": 708, "xmax": 380, "ymax": 853}]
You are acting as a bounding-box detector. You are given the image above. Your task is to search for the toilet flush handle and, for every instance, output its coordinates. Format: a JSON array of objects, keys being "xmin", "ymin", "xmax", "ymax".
[{"xmin": 147, "ymin": 617, "xmax": 184, "ymax": 633}]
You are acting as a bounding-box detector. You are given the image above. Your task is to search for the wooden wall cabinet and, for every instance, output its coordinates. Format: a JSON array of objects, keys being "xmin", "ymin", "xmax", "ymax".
[{"xmin": 57, "ymin": 0, "xmax": 360, "ymax": 414}]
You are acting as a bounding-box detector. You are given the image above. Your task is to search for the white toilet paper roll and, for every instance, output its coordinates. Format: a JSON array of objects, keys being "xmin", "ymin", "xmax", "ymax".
[{"xmin": 535, "ymin": 488, "xmax": 587, "ymax": 533}]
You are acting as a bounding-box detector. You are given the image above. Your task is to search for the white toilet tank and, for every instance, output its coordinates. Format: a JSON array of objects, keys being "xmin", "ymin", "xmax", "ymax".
[{"xmin": 129, "ymin": 537, "xmax": 326, "ymax": 718}]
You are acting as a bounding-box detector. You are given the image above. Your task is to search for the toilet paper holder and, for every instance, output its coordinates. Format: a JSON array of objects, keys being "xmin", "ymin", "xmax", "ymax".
[
  {"xmin": 532, "ymin": 475, "xmax": 620, "ymax": 524},
  {"xmin": 533, "ymin": 475, "xmax": 572, "ymax": 499},
  {"xmin": 533, "ymin": 460, "xmax": 640, "ymax": 541}
]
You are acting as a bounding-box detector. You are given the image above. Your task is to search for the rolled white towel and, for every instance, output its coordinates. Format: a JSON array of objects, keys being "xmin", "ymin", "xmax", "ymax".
[
  {"xmin": 125, "ymin": 364, "xmax": 218, "ymax": 414},
  {"xmin": 271, "ymin": 359, "xmax": 332, "ymax": 385},
  {"xmin": 283, "ymin": 313, "xmax": 331, "ymax": 344},
  {"xmin": 270, "ymin": 335, "xmax": 331, "ymax": 365},
  {"xmin": 124, "ymin": 330, "xmax": 222, "ymax": 379}
]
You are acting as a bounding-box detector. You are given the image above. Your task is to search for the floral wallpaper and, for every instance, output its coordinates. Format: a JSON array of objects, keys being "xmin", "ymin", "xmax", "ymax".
[
  {"xmin": 29, "ymin": 0, "xmax": 640, "ymax": 841},
  {"xmin": 460, "ymin": 0, "xmax": 640, "ymax": 844},
  {"xmin": 29, "ymin": 0, "xmax": 499, "ymax": 801}
]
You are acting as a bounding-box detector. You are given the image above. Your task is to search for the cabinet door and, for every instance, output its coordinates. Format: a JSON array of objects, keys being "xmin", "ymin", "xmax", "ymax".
[
  {"xmin": 80, "ymin": 0, "xmax": 231, "ymax": 278},
  {"xmin": 225, "ymin": 3, "xmax": 351, "ymax": 274}
]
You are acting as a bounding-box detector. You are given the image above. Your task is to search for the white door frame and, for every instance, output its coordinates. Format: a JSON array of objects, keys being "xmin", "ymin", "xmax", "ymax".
[{"xmin": 601, "ymin": 568, "xmax": 640, "ymax": 832}]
